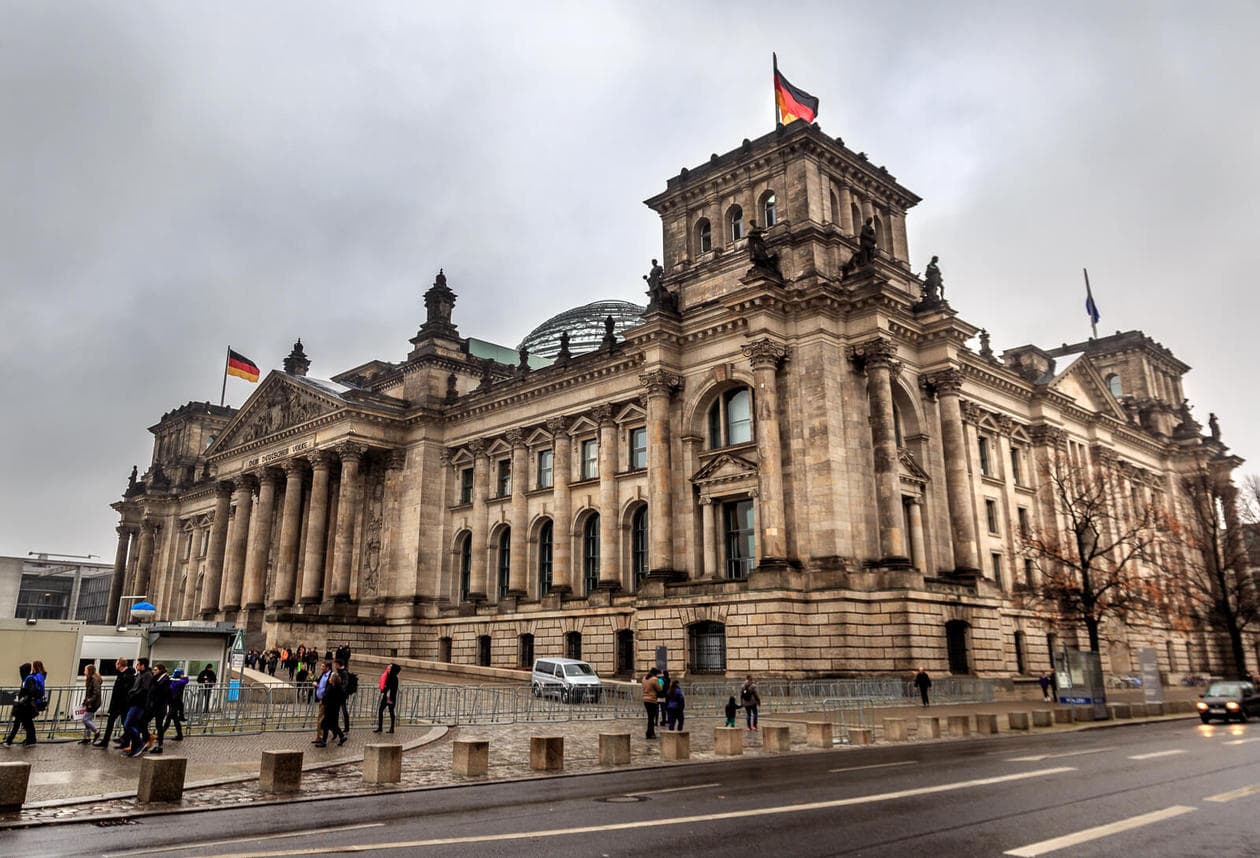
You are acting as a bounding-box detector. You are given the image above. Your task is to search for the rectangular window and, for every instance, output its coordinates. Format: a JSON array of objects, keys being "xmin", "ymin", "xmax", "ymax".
[
  {"xmin": 182, "ymin": 531, "xmax": 193, "ymax": 560},
  {"xmin": 537, "ymin": 449, "xmax": 553, "ymax": 489},
  {"xmin": 198, "ymin": 529, "xmax": 210, "ymax": 557},
  {"xmin": 1010, "ymin": 445, "xmax": 1023, "ymax": 484},
  {"xmin": 1017, "ymin": 507, "xmax": 1029, "ymax": 537},
  {"xmin": 1023, "ymin": 558, "xmax": 1035, "ymax": 588},
  {"xmin": 991, "ymin": 552, "xmax": 1003, "ymax": 585},
  {"xmin": 724, "ymin": 499, "xmax": 756, "ymax": 579},
  {"xmin": 629, "ymin": 427, "xmax": 647, "ymax": 471},
  {"xmin": 581, "ymin": 439, "xmax": 599, "ymax": 481},
  {"xmin": 978, "ymin": 436, "xmax": 992, "ymax": 477},
  {"xmin": 496, "ymin": 459, "xmax": 511, "ymax": 497},
  {"xmin": 459, "ymin": 467, "xmax": 473, "ymax": 504},
  {"xmin": 985, "ymin": 499, "xmax": 999, "ymax": 534}
]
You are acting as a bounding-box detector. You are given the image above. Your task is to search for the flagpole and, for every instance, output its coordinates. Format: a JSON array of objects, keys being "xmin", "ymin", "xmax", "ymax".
[
  {"xmin": 220, "ymin": 346, "xmax": 230, "ymax": 407},
  {"xmin": 1083, "ymin": 268, "xmax": 1098, "ymax": 339},
  {"xmin": 772, "ymin": 52, "xmax": 780, "ymax": 129}
]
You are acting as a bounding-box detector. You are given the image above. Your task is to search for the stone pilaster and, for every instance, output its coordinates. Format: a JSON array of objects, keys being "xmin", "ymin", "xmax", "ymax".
[
  {"xmin": 330, "ymin": 443, "xmax": 365, "ymax": 603},
  {"xmin": 468, "ymin": 439, "xmax": 490, "ymax": 602},
  {"xmin": 132, "ymin": 517, "xmax": 158, "ymax": 602},
  {"xmin": 852, "ymin": 338, "xmax": 908, "ymax": 566},
  {"xmin": 299, "ymin": 452, "xmax": 333, "ymax": 605},
  {"xmin": 379, "ymin": 449, "xmax": 410, "ymax": 603},
  {"xmin": 594, "ymin": 405, "xmax": 621, "ymax": 591},
  {"xmin": 201, "ymin": 481, "xmax": 233, "ymax": 616},
  {"xmin": 243, "ymin": 468, "xmax": 279, "ymax": 610},
  {"xmin": 106, "ymin": 525, "xmax": 134, "ymax": 624},
  {"xmin": 743, "ymin": 339, "xmax": 791, "ymax": 568},
  {"xmin": 271, "ymin": 459, "xmax": 305, "ymax": 608},
  {"xmin": 222, "ymin": 476, "xmax": 256, "ymax": 612},
  {"xmin": 908, "ymin": 496, "xmax": 927, "ymax": 572},
  {"xmin": 700, "ymin": 498, "xmax": 718, "ymax": 579},
  {"xmin": 507, "ymin": 431, "xmax": 529, "ymax": 597},
  {"xmin": 640, "ymin": 370, "xmax": 682, "ymax": 579},
  {"xmin": 547, "ymin": 418, "xmax": 573, "ymax": 595},
  {"xmin": 925, "ymin": 370, "xmax": 980, "ymax": 574}
]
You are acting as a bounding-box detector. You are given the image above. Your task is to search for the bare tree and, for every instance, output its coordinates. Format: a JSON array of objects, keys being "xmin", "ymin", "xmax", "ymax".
[{"xmin": 1019, "ymin": 451, "xmax": 1162, "ymax": 653}]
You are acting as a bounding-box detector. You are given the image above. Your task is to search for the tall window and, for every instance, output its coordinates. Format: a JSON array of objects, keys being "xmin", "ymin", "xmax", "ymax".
[
  {"xmin": 1014, "ymin": 631, "xmax": 1027, "ymax": 675},
  {"xmin": 629, "ymin": 427, "xmax": 647, "ymax": 471},
  {"xmin": 1023, "ymin": 558, "xmax": 1035, "ymax": 588},
  {"xmin": 565, "ymin": 631, "xmax": 582, "ymax": 660},
  {"xmin": 1010, "ymin": 445, "xmax": 1023, "ymax": 484},
  {"xmin": 724, "ymin": 499, "xmax": 755, "ymax": 579},
  {"xmin": 583, "ymin": 514, "xmax": 600, "ymax": 595},
  {"xmin": 538, "ymin": 520, "xmax": 553, "ymax": 596},
  {"xmin": 459, "ymin": 467, "xmax": 473, "ymax": 504},
  {"xmin": 518, "ymin": 633, "xmax": 534, "ymax": 668},
  {"xmin": 991, "ymin": 552, "xmax": 1003, "ymax": 586},
  {"xmin": 696, "ymin": 218, "xmax": 712, "ymax": 254},
  {"xmin": 761, "ymin": 192, "xmax": 777, "ymax": 227},
  {"xmin": 497, "ymin": 529, "xmax": 511, "ymax": 598},
  {"xmin": 708, "ymin": 387, "xmax": 753, "ymax": 449},
  {"xmin": 496, "ymin": 459, "xmax": 511, "ymax": 497},
  {"xmin": 198, "ymin": 529, "xmax": 210, "ymax": 557},
  {"xmin": 946, "ymin": 620, "xmax": 971, "ymax": 675},
  {"xmin": 458, "ymin": 534, "xmax": 472, "ymax": 601},
  {"xmin": 631, "ymin": 505, "xmax": 648, "ymax": 589},
  {"xmin": 537, "ymin": 449, "xmax": 553, "ymax": 489},
  {"xmin": 978, "ymin": 436, "xmax": 992, "ymax": 477},
  {"xmin": 829, "ymin": 190, "xmax": 839, "ymax": 224},
  {"xmin": 1107, "ymin": 373, "xmax": 1123, "ymax": 398},
  {"xmin": 728, "ymin": 205, "xmax": 744, "ymax": 242},
  {"xmin": 1017, "ymin": 507, "xmax": 1029, "ymax": 536},
  {"xmin": 985, "ymin": 499, "xmax": 999, "ymax": 534},
  {"xmin": 581, "ymin": 439, "xmax": 599, "ymax": 480}
]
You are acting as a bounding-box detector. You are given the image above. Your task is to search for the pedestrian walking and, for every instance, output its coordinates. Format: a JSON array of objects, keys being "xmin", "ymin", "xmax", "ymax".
[
  {"xmin": 97, "ymin": 658, "xmax": 133, "ymax": 747},
  {"xmin": 1038, "ymin": 671, "xmax": 1052, "ymax": 703},
  {"xmin": 914, "ymin": 667, "xmax": 932, "ymax": 707},
  {"xmin": 3, "ymin": 663, "xmax": 39, "ymax": 746},
  {"xmin": 79, "ymin": 663, "xmax": 103, "ymax": 745},
  {"xmin": 740, "ymin": 676, "xmax": 760, "ymax": 730},
  {"xmin": 148, "ymin": 664, "xmax": 171, "ymax": 754},
  {"xmin": 665, "ymin": 679, "xmax": 685, "ymax": 731},
  {"xmin": 374, "ymin": 663, "xmax": 400, "ymax": 734},
  {"xmin": 312, "ymin": 662, "xmax": 331, "ymax": 745},
  {"xmin": 335, "ymin": 660, "xmax": 355, "ymax": 733},
  {"xmin": 164, "ymin": 668, "xmax": 188, "ymax": 741},
  {"xmin": 658, "ymin": 670, "xmax": 670, "ymax": 726},
  {"xmin": 641, "ymin": 668, "xmax": 661, "ymax": 739},
  {"xmin": 196, "ymin": 662, "xmax": 217, "ymax": 713},
  {"xmin": 122, "ymin": 657, "xmax": 154, "ymax": 756},
  {"xmin": 319, "ymin": 672, "xmax": 348, "ymax": 747},
  {"xmin": 724, "ymin": 695, "xmax": 742, "ymax": 728}
]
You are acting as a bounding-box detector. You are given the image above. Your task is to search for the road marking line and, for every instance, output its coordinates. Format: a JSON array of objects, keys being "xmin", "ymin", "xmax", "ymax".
[
  {"xmin": 192, "ymin": 767, "xmax": 1076, "ymax": 857},
  {"xmin": 623, "ymin": 782, "xmax": 720, "ymax": 797},
  {"xmin": 1006, "ymin": 747, "xmax": 1114, "ymax": 762},
  {"xmin": 1204, "ymin": 784, "xmax": 1260, "ymax": 803},
  {"xmin": 1223, "ymin": 738, "xmax": 1260, "ymax": 746},
  {"xmin": 828, "ymin": 760, "xmax": 918, "ymax": 774},
  {"xmin": 1127, "ymin": 749, "xmax": 1187, "ymax": 760},
  {"xmin": 104, "ymin": 823, "xmax": 385, "ymax": 856},
  {"xmin": 1003, "ymin": 805, "xmax": 1196, "ymax": 857}
]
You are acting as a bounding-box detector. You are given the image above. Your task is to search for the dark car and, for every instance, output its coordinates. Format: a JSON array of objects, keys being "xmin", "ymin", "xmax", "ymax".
[{"xmin": 1197, "ymin": 681, "xmax": 1260, "ymax": 723}]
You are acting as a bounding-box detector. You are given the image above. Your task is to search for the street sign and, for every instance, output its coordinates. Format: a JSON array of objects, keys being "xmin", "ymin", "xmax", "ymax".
[{"xmin": 231, "ymin": 629, "xmax": 245, "ymax": 654}]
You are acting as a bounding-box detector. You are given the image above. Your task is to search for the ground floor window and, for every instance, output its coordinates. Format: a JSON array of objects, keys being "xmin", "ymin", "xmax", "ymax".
[
  {"xmin": 1046, "ymin": 633, "xmax": 1059, "ymax": 669},
  {"xmin": 946, "ymin": 620, "xmax": 970, "ymax": 675},
  {"xmin": 688, "ymin": 621, "xmax": 727, "ymax": 674},
  {"xmin": 724, "ymin": 499, "xmax": 755, "ymax": 579},
  {"xmin": 616, "ymin": 629, "xmax": 634, "ymax": 676},
  {"xmin": 477, "ymin": 635, "xmax": 491, "ymax": 666},
  {"xmin": 438, "ymin": 636, "xmax": 452, "ymax": 663},
  {"xmin": 565, "ymin": 630, "xmax": 582, "ymax": 660},
  {"xmin": 519, "ymin": 633, "xmax": 534, "ymax": 668},
  {"xmin": 1014, "ymin": 630, "xmax": 1027, "ymax": 675}
]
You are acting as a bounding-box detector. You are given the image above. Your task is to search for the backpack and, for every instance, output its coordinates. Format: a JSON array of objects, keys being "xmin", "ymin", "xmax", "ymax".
[
  {"xmin": 379, "ymin": 667, "xmax": 390, "ymax": 692},
  {"xmin": 32, "ymin": 674, "xmax": 48, "ymax": 712},
  {"xmin": 346, "ymin": 672, "xmax": 359, "ymax": 695}
]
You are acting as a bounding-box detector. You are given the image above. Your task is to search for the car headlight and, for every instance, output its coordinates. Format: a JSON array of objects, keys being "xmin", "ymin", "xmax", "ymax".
[
  {"xmin": 1197, "ymin": 702, "xmax": 1208, "ymax": 711},
  {"xmin": 1226, "ymin": 701, "xmax": 1240, "ymax": 711}
]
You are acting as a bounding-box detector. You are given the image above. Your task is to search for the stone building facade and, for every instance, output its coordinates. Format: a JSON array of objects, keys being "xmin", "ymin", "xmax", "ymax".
[{"xmin": 108, "ymin": 122, "xmax": 1255, "ymax": 679}]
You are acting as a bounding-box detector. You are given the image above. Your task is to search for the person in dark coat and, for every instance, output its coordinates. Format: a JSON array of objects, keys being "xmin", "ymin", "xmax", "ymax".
[
  {"xmin": 148, "ymin": 664, "xmax": 171, "ymax": 753},
  {"xmin": 374, "ymin": 663, "xmax": 401, "ymax": 734},
  {"xmin": 914, "ymin": 667, "xmax": 932, "ymax": 707},
  {"xmin": 122, "ymin": 658, "xmax": 154, "ymax": 756},
  {"xmin": 318, "ymin": 672, "xmax": 347, "ymax": 747},
  {"xmin": 3, "ymin": 663, "xmax": 38, "ymax": 746},
  {"xmin": 163, "ymin": 668, "xmax": 188, "ymax": 741},
  {"xmin": 665, "ymin": 679, "xmax": 686, "ymax": 731},
  {"xmin": 97, "ymin": 658, "xmax": 134, "ymax": 747}
]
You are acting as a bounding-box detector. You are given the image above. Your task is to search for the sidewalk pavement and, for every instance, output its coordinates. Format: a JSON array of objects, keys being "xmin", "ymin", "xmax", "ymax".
[{"xmin": 0, "ymin": 685, "xmax": 1201, "ymax": 828}]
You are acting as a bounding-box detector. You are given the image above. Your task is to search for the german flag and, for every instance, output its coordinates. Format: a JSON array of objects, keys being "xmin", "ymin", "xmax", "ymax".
[
  {"xmin": 226, "ymin": 348, "xmax": 260, "ymax": 383},
  {"xmin": 773, "ymin": 55, "xmax": 819, "ymax": 126}
]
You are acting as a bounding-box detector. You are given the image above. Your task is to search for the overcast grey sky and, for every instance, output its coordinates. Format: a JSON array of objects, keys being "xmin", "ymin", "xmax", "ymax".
[{"xmin": 2, "ymin": 1, "xmax": 1257, "ymax": 558}]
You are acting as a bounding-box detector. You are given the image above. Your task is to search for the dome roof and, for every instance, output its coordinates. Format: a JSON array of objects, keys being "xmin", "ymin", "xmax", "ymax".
[{"xmin": 518, "ymin": 300, "xmax": 646, "ymax": 361}]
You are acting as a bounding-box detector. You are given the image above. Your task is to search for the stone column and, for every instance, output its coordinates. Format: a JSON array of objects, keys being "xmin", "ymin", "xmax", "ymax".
[
  {"xmin": 243, "ymin": 469, "xmax": 279, "ymax": 610},
  {"xmin": 106, "ymin": 525, "xmax": 135, "ymax": 624},
  {"xmin": 640, "ymin": 370, "xmax": 681, "ymax": 578},
  {"xmin": 330, "ymin": 443, "xmax": 365, "ymax": 602},
  {"xmin": 222, "ymin": 476, "xmax": 255, "ymax": 612},
  {"xmin": 271, "ymin": 460, "xmax": 305, "ymax": 608},
  {"xmin": 379, "ymin": 449, "xmax": 410, "ymax": 603},
  {"xmin": 201, "ymin": 481, "xmax": 233, "ymax": 616},
  {"xmin": 838, "ymin": 185, "xmax": 854, "ymax": 233},
  {"xmin": 743, "ymin": 340, "xmax": 790, "ymax": 567},
  {"xmin": 908, "ymin": 496, "xmax": 927, "ymax": 572},
  {"xmin": 926, "ymin": 370, "xmax": 979, "ymax": 574},
  {"xmin": 701, "ymin": 498, "xmax": 718, "ymax": 579},
  {"xmin": 468, "ymin": 439, "xmax": 490, "ymax": 602},
  {"xmin": 594, "ymin": 405, "xmax": 621, "ymax": 591},
  {"xmin": 547, "ymin": 418, "xmax": 573, "ymax": 595},
  {"xmin": 299, "ymin": 452, "xmax": 333, "ymax": 605},
  {"xmin": 132, "ymin": 517, "xmax": 158, "ymax": 601},
  {"xmin": 507, "ymin": 431, "xmax": 529, "ymax": 597},
  {"xmin": 855, "ymin": 339, "xmax": 908, "ymax": 565}
]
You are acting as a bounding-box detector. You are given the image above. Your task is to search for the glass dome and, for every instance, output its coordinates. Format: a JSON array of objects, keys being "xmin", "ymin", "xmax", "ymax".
[{"xmin": 518, "ymin": 300, "xmax": 646, "ymax": 361}]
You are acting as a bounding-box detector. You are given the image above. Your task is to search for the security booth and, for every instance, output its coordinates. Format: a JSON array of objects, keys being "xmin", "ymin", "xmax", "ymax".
[
  {"xmin": 1054, "ymin": 647, "xmax": 1108, "ymax": 719},
  {"xmin": 146, "ymin": 621, "xmax": 237, "ymax": 712}
]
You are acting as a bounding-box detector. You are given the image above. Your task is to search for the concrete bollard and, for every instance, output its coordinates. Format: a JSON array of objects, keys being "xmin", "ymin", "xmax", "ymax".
[
  {"xmin": 260, "ymin": 750, "xmax": 304, "ymax": 794},
  {"xmin": 1008, "ymin": 712, "xmax": 1031, "ymax": 731},
  {"xmin": 662, "ymin": 731, "xmax": 690, "ymax": 761},
  {"xmin": 918, "ymin": 716, "xmax": 941, "ymax": 739},
  {"xmin": 882, "ymin": 718, "xmax": 909, "ymax": 742},
  {"xmin": 975, "ymin": 714, "xmax": 999, "ymax": 735},
  {"xmin": 849, "ymin": 727, "xmax": 873, "ymax": 746},
  {"xmin": 805, "ymin": 721, "xmax": 833, "ymax": 749},
  {"xmin": 452, "ymin": 739, "xmax": 489, "ymax": 776},
  {"xmin": 1031, "ymin": 710, "xmax": 1054, "ymax": 728},
  {"xmin": 530, "ymin": 736, "xmax": 564, "ymax": 771},
  {"xmin": 363, "ymin": 744, "xmax": 402, "ymax": 784},
  {"xmin": 761, "ymin": 724, "xmax": 791, "ymax": 752},
  {"xmin": 947, "ymin": 715, "xmax": 971, "ymax": 737},
  {"xmin": 1072, "ymin": 705, "xmax": 1096, "ymax": 722},
  {"xmin": 1109, "ymin": 703, "xmax": 1132, "ymax": 720},
  {"xmin": 0, "ymin": 762, "xmax": 31, "ymax": 811},
  {"xmin": 137, "ymin": 756, "xmax": 187, "ymax": 803},
  {"xmin": 1053, "ymin": 708, "xmax": 1073, "ymax": 724},
  {"xmin": 599, "ymin": 733, "xmax": 631, "ymax": 767},
  {"xmin": 714, "ymin": 727, "xmax": 744, "ymax": 756}
]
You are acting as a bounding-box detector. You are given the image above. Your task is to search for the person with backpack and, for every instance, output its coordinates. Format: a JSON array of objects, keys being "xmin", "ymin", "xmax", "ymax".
[
  {"xmin": 3, "ymin": 663, "xmax": 39, "ymax": 746},
  {"xmin": 739, "ymin": 676, "xmax": 760, "ymax": 731},
  {"xmin": 335, "ymin": 660, "xmax": 355, "ymax": 734},
  {"xmin": 79, "ymin": 663, "xmax": 103, "ymax": 745},
  {"xmin": 98, "ymin": 657, "xmax": 134, "ymax": 748},
  {"xmin": 147, "ymin": 664, "xmax": 171, "ymax": 754},
  {"xmin": 122, "ymin": 657, "xmax": 154, "ymax": 756},
  {"xmin": 163, "ymin": 668, "xmax": 188, "ymax": 742},
  {"xmin": 317, "ymin": 672, "xmax": 348, "ymax": 747},
  {"xmin": 374, "ymin": 663, "xmax": 401, "ymax": 734}
]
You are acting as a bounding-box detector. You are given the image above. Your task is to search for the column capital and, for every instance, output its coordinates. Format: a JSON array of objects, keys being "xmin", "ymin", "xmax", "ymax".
[
  {"xmin": 386, "ymin": 448, "xmax": 407, "ymax": 471},
  {"xmin": 545, "ymin": 415, "xmax": 570, "ymax": 436},
  {"xmin": 215, "ymin": 480, "xmax": 235, "ymax": 498},
  {"xmin": 504, "ymin": 429, "xmax": 527, "ymax": 449},
  {"xmin": 236, "ymin": 473, "xmax": 259, "ymax": 494},
  {"xmin": 591, "ymin": 404, "xmax": 615, "ymax": 427},
  {"xmin": 959, "ymin": 400, "xmax": 984, "ymax": 425},
  {"xmin": 116, "ymin": 524, "xmax": 136, "ymax": 536},
  {"xmin": 467, "ymin": 438, "xmax": 489, "ymax": 459},
  {"xmin": 1028, "ymin": 424, "xmax": 1068, "ymax": 449},
  {"xmin": 282, "ymin": 458, "xmax": 307, "ymax": 477},
  {"xmin": 140, "ymin": 516, "xmax": 158, "ymax": 533},
  {"xmin": 334, "ymin": 442, "xmax": 366, "ymax": 464},
  {"xmin": 253, "ymin": 466, "xmax": 282, "ymax": 486},
  {"xmin": 742, "ymin": 338, "xmax": 788, "ymax": 370},
  {"xmin": 848, "ymin": 337, "xmax": 898, "ymax": 371},
  {"xmin": 639, "ymin": 369, "xmax": 683, "ymax": 397},
  {"xmin": 307, "ymin": 449, "xmax": 335, "ymax": 470},
  {"xmin": 921, "ymin": 368, "xmax": 964, "ymax": 396}
]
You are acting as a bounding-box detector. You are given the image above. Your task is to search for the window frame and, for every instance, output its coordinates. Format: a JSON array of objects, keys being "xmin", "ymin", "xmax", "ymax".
[
  {"xmin": 538, "ymin": 520, "xmax": 553, "ymax": 596},
  {"xmin": 537, "ymin": 449, "xmax": 553, "ymax": 489},
  {"xmin": 459, "ymin": 467, "xmax": 474, "ymax": 504},
  {"xmin": 985, "ymin": 499, "xmax": 1000, "ymax": 534},
  {"xmin": 628, "ymin": 426, "xmax": 647, "ymax": 471},
  {"xmin": 708, "ymin": 386, "xmax": 755, "ymax": 450},
  {"xmin": 696, "ymin": 218, "xmax": 712, "ymax": 254},
  {"xmin": 728, "ymin": 205, "xmax": 744, "ymax": 242},
  {"xmin": 497, "ymin": 528, "xmax": 511, "ymax": 598},
  {"xmin": 762, "ymin": 191, "xmax": 777, "ymax": 227},
  {"xmin": 496, "ymin": 459, "xmax": 511, "ymax": 498},
  {"xmin": 580, "ymin": 438, "xmax": 599, "ymax": 481},
  {"xmin": 583, "ymin": 514, "xmax": 600, "ymax": 595},
  {"xmin": 724, "ymin": 498, "xmax": 756, "ymax": 580},
  {"xmin": 631, "ymin": 505, "xmax": 648, "ymax": 589},
  {"xmin": 978, "ymin": 435, "xmax": 992, "ymax": 477}
]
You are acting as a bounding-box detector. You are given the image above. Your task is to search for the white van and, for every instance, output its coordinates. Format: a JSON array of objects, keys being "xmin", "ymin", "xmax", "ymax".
[{"xmin": 531, "ymin": 657, "xmax": 602, "ymax": 703}]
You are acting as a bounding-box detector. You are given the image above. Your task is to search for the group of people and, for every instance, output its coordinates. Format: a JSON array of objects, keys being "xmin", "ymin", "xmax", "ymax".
[
  {"xmin": 3, "ymin": 661, "xmax": 48, "ymax": 746},
  {"xmin": 247, "ymin": 643, "xmax": 353, "ymax": 683},
  {"xmin": 306, "ymin": 658, "xmax": 398, "ymax": 748},
  {"xmin": 101, "ymin": 657, "xmax": 195, "ymax": 756},
  {"xmin": 640, "ymin": 670, "xmax": 762, "ymax": 739}
]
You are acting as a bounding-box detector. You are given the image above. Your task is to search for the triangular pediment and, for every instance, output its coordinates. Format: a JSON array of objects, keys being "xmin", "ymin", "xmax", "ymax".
[
  {"xmin": 208, "ymin": 373, "xmax": 343, "ymax": 454},
  {"xmin": 1049, "ymin": 358, "xmax": 1127, "ymax": 421},
  {"xmin": 898, "ymin": 448, "xmax": 930, "ymax": 484},
  {"xmin": 615, "ymin": 403, "xmax": 646, "ymax": 424},
  {"xmin": 691, "ymin": 452, "xmax": 759, "ymax": 485}
]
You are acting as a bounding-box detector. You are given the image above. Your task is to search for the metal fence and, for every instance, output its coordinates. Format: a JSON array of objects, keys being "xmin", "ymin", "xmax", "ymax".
[{"xmin": 0, "ymin": 675, "xmax": 993, "ymax": 739}]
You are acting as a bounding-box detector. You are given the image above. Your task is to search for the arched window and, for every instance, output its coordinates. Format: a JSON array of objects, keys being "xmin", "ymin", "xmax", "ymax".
[
  {"xmin": 946, "ymin": 620, "xmax": 971, "ymax": 675},
  {"xmin": 850, "ymin": 203, "xmax": 862, "ymax": 235},
  {"xmin": 696, "ymin": 218, "xmax": 712, "ymax": 254},
  {"xmin": 761, "ymin": 191, "xmax": 777, "ymax": 227},
  {"xmin": 688, "ymin": 621, "xmax": 727, "ymax": 674},
  {"xmin": 1107, "ymin": 373, "xmax": 1123, "ymax": 398},
  {"xmin": 583, "ymin": 514, "xmax": 600, "ymax": 595},
  {"xmin": 631, "ymin": 505, "xmax": 649, "ymax": 589},
  {"xmin": 728, "ymin": 205, "xmax": 744, "ymax": 242},
  {"xmin": 874, "ymin": 215, "xmax": 886, "ymax": 251},
  {"xmin": 708, "ymin": 386, "xmax": 753, "ymax": 449},
  {"xmin": 538, "ymin": 520, "xmax": 553, "ymax": 596},
  {"xmin": 497, "ymin": 528, "xmax": 511, "ymax": 599},
  {"xmin": 457, "ymin": 532, "xmax": 472, "ymax": 602},
  {"xmin": 829, "ymin": 190, "xmax": 839, "ymax": 224}
]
